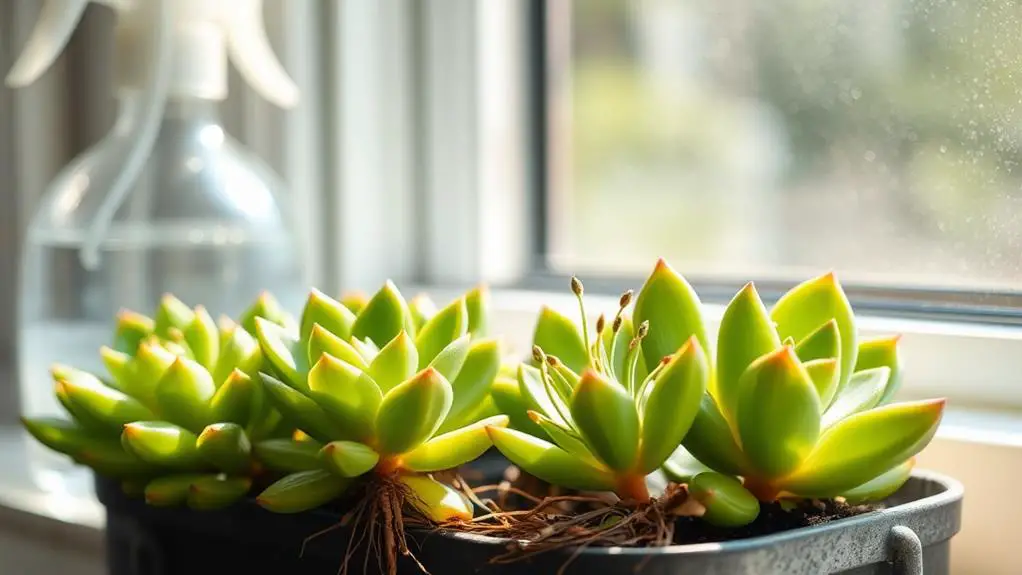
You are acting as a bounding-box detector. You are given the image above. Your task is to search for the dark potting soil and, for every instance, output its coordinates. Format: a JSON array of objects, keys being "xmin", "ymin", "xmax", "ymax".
[{"xmin": 670, "ymin": 499, "xmax": 880, "ymax": 545}]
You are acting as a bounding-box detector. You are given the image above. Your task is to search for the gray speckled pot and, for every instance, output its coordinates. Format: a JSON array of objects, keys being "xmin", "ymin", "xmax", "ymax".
[{"xmin": 414, "ymin": 470, "xmax": 963, "ymax": 575}]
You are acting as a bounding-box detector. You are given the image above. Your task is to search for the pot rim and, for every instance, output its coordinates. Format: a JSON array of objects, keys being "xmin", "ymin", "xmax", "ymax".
[{"xmin": 428, "ymin": 468, "xmax": 964, "ymax": 556}]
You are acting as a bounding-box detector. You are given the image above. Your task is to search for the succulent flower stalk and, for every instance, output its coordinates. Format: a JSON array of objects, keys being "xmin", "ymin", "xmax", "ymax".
[
  {"xmin": 486, "ymin": 277, "xmax": 708, "ymax": 505},
  {"xmin": 22, "ymin": 293, "xmax": 294, "ymax": 509},
  {"xmin": 252, "ymin": 282, "xmax": 505, "ymax": 522}
]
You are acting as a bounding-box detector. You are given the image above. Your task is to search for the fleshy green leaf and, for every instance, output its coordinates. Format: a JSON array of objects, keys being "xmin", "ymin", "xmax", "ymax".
[
  {"xmin": 113, "ymin": 310, "xmax": 154, "ymax": 354},
  {"xmin": 736, "ymin": 347, "xmax": 820, "ymax": 479},
  {"xmin": 240, "ymin": 291, "xmax": 291, "ymax": 335},
  {"xmin": 682, "ymin": 395, "xmax": 748, "ymax": 477},
  {"xmin": 340, "ymin": 291, "xmax": 369, "ymax": 316},
  {"xmin": 21, "ymin": 416, "xmax": 108, "ymax": 458},
  {"xmin": 56, "ymin": 369, "xmax": 156, "ymax": 433},
  {"xmin": 187, "ymin": 475, "xmax": 252, "ymax": 510},
  {"xmin": 122, "ymin": 421, "xmax": 203, "ymax": 468},
  {"xmin": 408, "ymin": 294, "xmax": 437, "ymax": 333},
  {"xmin": 254, "ymin": 318, "xmax": 307, "ymax": 391},
  {"xmin": 145, "ymin": 474, "xmax": 205, "ymax": 506},
  {"xmin": 570, "ymin": 370, "xmax": 640, "ymax": 472},
  {"xmin": 518, "ymin": 364, "xmax": 571, "ymax": 429},
  {"xmin": 794, "ymin": 319, "xmax": 841, "ymax": 363},
  {"xmin": 402, "ymin": 415, "xmax": 509, "ymax": 472},
  {"xmin": 487, "ymin": 426, "xmax": 615, "ymax": 491},
  {"xmin": 688, "ymin": 472, "xmax": 760, "ymax": 528},
  {"xmin": 130, "ymin": 341, "xmax": 178, "ymax": 408},
  {"xmin": 662, "ymin": 446, "xmax": 714, "ymax": 483},
  {"xmin": 772, "ymin": 273, "xmax": 856, "ymax": 392},
  {"xmin": 855, "ymin": 336, "xmax": 903, "ymax": 405},
  {"xmin": 437, "ymin": 338, "xmax": 501, "ymax": 432},
  {"xmin": 368, "ymin": 331, "xmax": 418, "ymax": 394},
  {"xmin": 99, "ymin": 346, "xmax": 131, "ymax": 392},
  {"xmin": 253, "ymin": 438, "xmax": 322, "ymax": 472},
  {"xmin": 715, "ymin": 283, "xmax": 782, "ymax": 423},
  {"xmin": 352, "ymin": 281, "xmax": 414, "ymax": 350},
  {"xmin": 184, "ymin": 306, "xmax": 220, "ymax": 371},
  {"xmin": 75, "ymin": 441, "xmax": 154, "ymax": 477},
  {"xmin": 154, "ymin": 358, "xmax": 216, "ymax": 433},
  {"xmin": 375, "ymin": 368, "xmax": 452, "ymax": 455},
  {"xmin": 804, "ymin": 358, "xmax": 840, "ymax": 408},
  {"xmin": 428, "ymin": 334, "xmax": 471, "ymax": 384},
  {"xmin": 214, "ymin": 321, "xmax": 263, "ymax": 386},
  {"xmin": 526, "ymin": 411, "xmax": 597, "ymax": 465},
  {"xmin": 256, "ymin": 470, "xmax": 349, "ymax": 513},
  {"xmin": 308, "ymin": 324, "xmax": 368, "ymax": 370},
  {"xmin": 350, "ymin": 337, "xmax": 381, "ymax": 363},
  {"xmin": 840, "ymin": 458, "xmax": 915, "ymax": 504},
  {"xmin": 209, "ymin": 370, "xmax": 256, "ymax": 426},
  {"xmin": 300, "ymin": 289, "xmax": 357, "ymax": 347},
  {"xmin": 636, "ymin": 337, "xmax": 707, "ymax": 474},
  {"xmin": 532, "ymin": 306, "xmax": 588, "ymax": 373},
  {"xmin": 307, "ymin": 354, "xmax": 382, "ymax": 443},
  {"xmin": 260, "ymin": 373, "xmax": 339, "ymax": 443},
  {"xmin": 415, "ymin": 297, "xmax": 469, "ymax": 368},
  {"xmin": 491, "ymin": 376, "xmax": 548, "ymax": 439},
  {"xmin": 196, "ymin": 422, "xmax": 252, "ymax": 474},
  {"xmin": 633, "ymin": 258, "xmax": 709, "ymax": 373},
  {"xmin": 154, "ymin": 294, "xmax": 194, "ymax": 338},
  {"xmin": 821, "ymin": 367, "xmax": 890, "ymax": 429},
  {"xmin": 781, "ymin": 399, "xmax": 946, "ymax": 497},
  {"xmin": 319, "ymin": 441, "xmax": 379, "ymax": 477},
  {"xmin": 465, "ymin": 285, "xmax": 490, "ymax": 338},
  {"xmin": 399, "ymin": 475, "xmax": 472, "ymax": 522}
]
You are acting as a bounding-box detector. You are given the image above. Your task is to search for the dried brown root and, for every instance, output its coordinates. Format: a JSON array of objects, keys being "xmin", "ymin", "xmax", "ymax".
[
  {"xmin": 301, "ymin": 474, "xmax": 431, "ymax": 575},
  {"xmin": 439, "ymin": 482, "xmax": 692, "ymax": 572}
]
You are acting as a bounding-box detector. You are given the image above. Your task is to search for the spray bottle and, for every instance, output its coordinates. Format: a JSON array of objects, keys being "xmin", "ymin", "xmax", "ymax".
[{"xmin": 10, "ymin": 0, "xmax": 306, "ymax": 455}]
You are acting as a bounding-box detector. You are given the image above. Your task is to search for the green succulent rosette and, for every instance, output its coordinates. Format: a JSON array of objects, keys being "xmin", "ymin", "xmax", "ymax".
[
  {"xmin": 22, "ymin": 293, "xmax": 295, "ymax": 509},
  {"xmin": 251, "ymin": 282, "xmax": 507, "ymax": 521}
]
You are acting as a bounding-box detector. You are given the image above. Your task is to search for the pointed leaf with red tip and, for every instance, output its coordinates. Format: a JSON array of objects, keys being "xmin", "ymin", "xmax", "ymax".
[
  {"xmin": 254, "ymin": 318, "xmax": 307, "ymax": 391},
  {"xmin": 122, "ymin": 421, "xmax": 203, "ymax": 468},
  {"xmin": 260, "ymin": 373, "xmax": 339, "ymax": 443},
  {"xmin": 715, "ymin": 283, "xmax": 781, "ymax": 423},
  {"xmin": 532, "ymin": 306, "xmax": 588, "ymax": 373},
  {"xmin": 113, "ymin": 310, "xmax": 154, "ymax": 354},
  {"xmin": 633, "ymin": 258, "xmax": 709, "ymax": 373},
  {"xmin": 209, "ymin": 369, "xmax": 256, "ymax": 426},
  {"xmin": 368, "ymin": 331, "xmax": 418, "ymax": 393},
  {"xmin": 781, "ymin": 399, "xmax": 946, "ymax": 497},
  {"xmin": 772, "ymin": 273, "xmax": 856, "ymax": 391},
  {"xmin": 855, "ymin": 336, "xmax": 903, "ymax": 405},
  {"xmin": 415, "ymin": 297, "xmax": 469, "ymax": 368},
  {"xmin": 307, "ymin": 354, "xmax": 382, "ymax": 442},
  {"xmin": 803, "ymin": 358, "xmax": 840, "ymax": 408},
  {"xmin": 465, "ymin": 285, "xmax": 490, "ymax": 338},
  {"xmin": 308, "ymin": 324, "xmax": 368, "ymax": 370},
  {"xmin": 352, "ymin": 281, "xmax": 415, "ymax": 350},
  {"xmin": 403, "ymin": 415, "xmax": 509, "ymax": 472},
  {"xmin": 319, "ymin": 441, "xmax": 379, "ymax": 477},
  {"xmin": 736, "ymin": 347, "xmax": 821, "ymax": 480},
  {"xmin": 487, "ymin": 426, "xmax": 615, "ymax": 491},
  {"xmin": 57, "ymin": 368, "xmax": 156, "ymax": 433},
  {"xmin": 570, "ymin": 369, "xmax": 640, "ymax": 471},
  {"xmin": 300, "ymin": 288, "xmax": 357, "ymax": 347},
  {"xmin": 153, "ymin": 294, "xmax": 194, "ymax": 339},
  {"xmin": 636, "ymin": 337, "xmax": 708, "ymax": 474},
  {"xmin": 196, "ymin": 422, "xmax": 252, "ymax": 474},
  {"xmin": 374, "ymin": 368, "xmax": 452, "ymax": 455},
  {"xmin": 154, "ymin": 357, "xmax": 216, "ymax": 433}
]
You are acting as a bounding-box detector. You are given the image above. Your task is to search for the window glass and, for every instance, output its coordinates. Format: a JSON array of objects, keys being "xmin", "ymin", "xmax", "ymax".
[{"xmin": 545, "ymin": 0, "xmax": 1022, "ymax": 293}]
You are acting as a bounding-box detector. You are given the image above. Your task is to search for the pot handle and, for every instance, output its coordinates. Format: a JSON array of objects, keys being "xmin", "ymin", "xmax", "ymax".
[{"xmin": 889, "ymin": 525, "xmax": 923, "ymax": 575}]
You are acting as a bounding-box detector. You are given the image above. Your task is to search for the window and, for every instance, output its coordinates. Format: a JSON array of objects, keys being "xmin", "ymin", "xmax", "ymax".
[{"xmin": 534, "ymin": 0, "xmax": 1022, "ymax": 321}]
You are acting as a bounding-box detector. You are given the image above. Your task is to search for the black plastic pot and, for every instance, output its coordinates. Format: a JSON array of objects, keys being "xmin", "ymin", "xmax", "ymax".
[{"xmin": 96, "ymin": 469, "xmax": 962, "ymax": 575}]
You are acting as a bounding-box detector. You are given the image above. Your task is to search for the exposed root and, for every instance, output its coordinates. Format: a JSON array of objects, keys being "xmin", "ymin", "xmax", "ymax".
[
  {"xmin": 437, "ymin": 482, "xmax": 692, "ymax": 570},
  {"xmin": 301, "ymin": 474, "xmax": 430, "ymax": 575}
]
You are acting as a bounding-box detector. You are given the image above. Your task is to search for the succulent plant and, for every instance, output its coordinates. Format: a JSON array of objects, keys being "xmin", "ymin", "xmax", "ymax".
[
  {"xmin": 250, "ymin": 282, "xmax": 507, "ymax": 522},
  {"xmin": 22, "ymin": 293, "xmax": 294, "ymax": 509},
  {"xmin": 485, "ymin": 276, "xmax": 709, "ymax": 505},
  {"xmin": 633, "ymin": 259, "xmax": 946, "ymax": 526}
]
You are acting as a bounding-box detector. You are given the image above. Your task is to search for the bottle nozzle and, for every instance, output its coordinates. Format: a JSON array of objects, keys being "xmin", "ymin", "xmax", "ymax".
[
  {"xmin": 226, "ymin": 0, "xmax": 298, "ymax": 108},
  {"xmin": 6, "ymin": 0, "xmax": 95, "ymax": 87}
]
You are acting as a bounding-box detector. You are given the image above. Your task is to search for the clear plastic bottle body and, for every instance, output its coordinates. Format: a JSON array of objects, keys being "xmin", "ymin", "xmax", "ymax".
[{"xmin": 18, "ymin": 96, "xmax": 306, "ymax": 491}]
